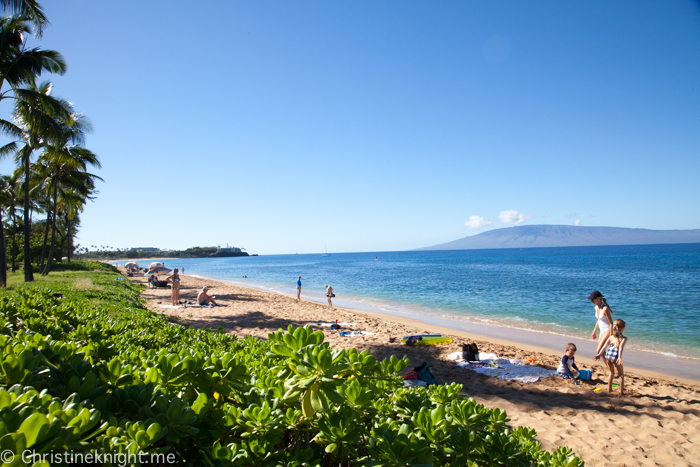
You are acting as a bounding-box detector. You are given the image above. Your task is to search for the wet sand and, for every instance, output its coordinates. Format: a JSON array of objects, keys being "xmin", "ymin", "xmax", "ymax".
[{"xmin": 129, "ymin": 271, "xmax": 700, "ymax": 467}]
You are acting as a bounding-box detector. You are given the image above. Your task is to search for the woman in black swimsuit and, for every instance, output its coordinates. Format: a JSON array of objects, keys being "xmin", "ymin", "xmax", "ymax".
[{"xmin": 166, "ymin": 268, "xmax": 181, "ymax": 305}]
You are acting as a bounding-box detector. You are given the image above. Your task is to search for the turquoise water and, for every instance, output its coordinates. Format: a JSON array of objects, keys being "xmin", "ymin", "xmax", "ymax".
[{"xmin": 122, "ymin": 243, "xmax": 700, "ymax": 360}]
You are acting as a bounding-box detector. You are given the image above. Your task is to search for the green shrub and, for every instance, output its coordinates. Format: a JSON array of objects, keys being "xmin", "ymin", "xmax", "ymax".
[
  {"xmin": 0, "ymin": 272, "xmax": 584, "ymax": 466},
  {"xmin": 50, "ymin": 260, "xmax": 120, "ymax": 273}
]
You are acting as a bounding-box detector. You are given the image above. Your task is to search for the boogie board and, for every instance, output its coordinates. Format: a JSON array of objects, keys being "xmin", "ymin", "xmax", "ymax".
[
  {"xmin": 401, "ymin": 334, "xmax": 441, "ymax": 341},
  {"xmin": 413, "ymin": 336, "xmax": 452, "ymax": 346}
]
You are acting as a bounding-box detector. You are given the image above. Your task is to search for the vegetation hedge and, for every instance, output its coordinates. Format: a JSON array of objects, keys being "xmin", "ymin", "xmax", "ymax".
[
  {"xmin": 48, "ymin": 260, "xmax": 120, "ymax": 273},
  {"xmin": 0, "ymin": 271, "xmax": 583, "ymax": 466}
]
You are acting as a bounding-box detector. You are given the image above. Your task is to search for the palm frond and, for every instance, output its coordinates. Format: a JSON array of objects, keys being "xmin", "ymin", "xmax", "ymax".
[
  {"xmin": 1, "ymin": 1, "xmax": 48, "ymax": 36},
  {"xmin": 0, "ymin": 118, "xmax": 22, "ymax": 138}
]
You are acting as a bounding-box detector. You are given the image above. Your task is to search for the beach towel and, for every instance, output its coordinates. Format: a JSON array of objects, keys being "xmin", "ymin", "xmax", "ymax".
[
  {"xmin": 447, "ymin": 351, "xmax": 555, "ymax": 383},
  {"xmin": 457, "ymin": 363, "xmax": 555, "ymax": 383},
  {"xmin": 403, "ymin": 379, "xmax": 427, "ymax": 388},
  {"xmin": 338, "ymin": 331, "xmax": 375, "ymax": 337}
]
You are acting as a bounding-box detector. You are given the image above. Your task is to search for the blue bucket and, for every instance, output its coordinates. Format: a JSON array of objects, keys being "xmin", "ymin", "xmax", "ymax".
[{"xmin": 578, "ymin": 369, "xmax": 592, "ymax": 381}]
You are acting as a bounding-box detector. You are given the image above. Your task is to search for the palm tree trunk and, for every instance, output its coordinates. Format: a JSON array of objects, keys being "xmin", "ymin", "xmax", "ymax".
[
  {"xmin": 58, "ymin": 223, "xmax": 67, "ymax": 261},
  {"xmin": 10, "ymin": 208, "xmax": 17, "ymax": 272},
  {"xmin": 66, "ymin": 216, "xmax": 72, "ymax": 263},
  {"xmin": 0, "ymin": 207, "xmax": 6, "ymax": 287},
  {"xmin": 39, "ymin": 200, "xmax": 51, "ymax": 271},
  {"xmin": 23, "ymin": 146, "xmax": 33, "ymax": 282},
  {"xmin": 42, "ymin": 180, "xmax": 59, "ymax": 275}
]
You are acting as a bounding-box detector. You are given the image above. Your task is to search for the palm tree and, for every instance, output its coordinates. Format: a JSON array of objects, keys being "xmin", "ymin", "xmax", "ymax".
[
  {"xmin": 30, "ymin": 156, "xmax": 51, "ymax": 270},
  {"xmin": 0, "ymin": 15, "xmax": 67, "ymax": 282},
  {"xmin": 1, "ymin": 81, "xmax": 72, "ymax": 281},
  {"xmin": 0, "ymin": 0, "xmax": 48, "ymax": 36},
  {"xmin": 1, "ymin": 170, "xmax": 21, "ymax": 271},
  {"xmin": 0, "ymin": 174, "xmax": 12, "ymax": 286},
  {"xmin": 39, "ymin": 114, "xmax": 100, "ymax": 274},
  {"xmin": 58, "ymin": 186, "xmax": 87, "ymax": 263},
  {"xmin": 0, "ymin": 16, "xmax": 65, "ymax": 105}
]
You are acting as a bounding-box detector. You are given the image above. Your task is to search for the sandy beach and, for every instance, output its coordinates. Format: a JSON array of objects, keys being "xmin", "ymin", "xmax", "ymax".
[{"xmin": 130, "ymin": 271, "xmax": 700, "ymax": 466}]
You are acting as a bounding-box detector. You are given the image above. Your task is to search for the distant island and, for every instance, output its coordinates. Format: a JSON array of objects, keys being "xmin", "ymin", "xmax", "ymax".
[
  {"xmin": 417, "ymin": 225, "xmax": 700, "ymax": 251},
  {"xmin": 80, "ymin": 245, "xmax": 253, "ymax": 260}
]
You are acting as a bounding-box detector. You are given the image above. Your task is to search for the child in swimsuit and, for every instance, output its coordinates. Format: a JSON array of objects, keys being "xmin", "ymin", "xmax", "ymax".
[
  {"xmin": 594, "ymin": 319, "xmax": 627, "ymax": 395},
  {"xmin": 557, "ymin": 343, "xmax": 579, "ymax": 380}
]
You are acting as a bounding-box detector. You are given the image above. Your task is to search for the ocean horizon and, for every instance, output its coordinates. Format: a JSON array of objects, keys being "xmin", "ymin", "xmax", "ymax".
[{"xmin": 118, "ymin": 243, "xmax": 700, "ymax": 362}]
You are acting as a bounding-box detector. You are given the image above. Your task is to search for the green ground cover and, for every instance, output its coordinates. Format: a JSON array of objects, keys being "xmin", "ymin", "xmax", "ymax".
[{"xmin": 0, "ymin": 266, "xmax": 583, "ymax": 466}]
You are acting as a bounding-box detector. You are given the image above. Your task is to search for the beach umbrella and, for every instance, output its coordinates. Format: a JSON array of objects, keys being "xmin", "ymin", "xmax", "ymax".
[
  {"xmin": 124, "ymin": 261, "xmax": 138, "ymax": 269},
  {"xmin": 144, "ymin": 267, "xmax": 171, "ymax": 276},
  {"xmin": 148, "ymin": 261, "xmax": 163, "ymax": 269}
]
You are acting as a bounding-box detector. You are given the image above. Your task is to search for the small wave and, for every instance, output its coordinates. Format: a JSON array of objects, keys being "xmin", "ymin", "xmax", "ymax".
[{"xmin": 658, "ymin": 351, "xmax": 679, "ymax": 358}]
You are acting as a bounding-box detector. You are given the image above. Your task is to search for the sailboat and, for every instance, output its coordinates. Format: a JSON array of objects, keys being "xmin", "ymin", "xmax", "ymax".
[{"xmin": 321, "ymin": 245, "xmax": 331, "ymax": 257}]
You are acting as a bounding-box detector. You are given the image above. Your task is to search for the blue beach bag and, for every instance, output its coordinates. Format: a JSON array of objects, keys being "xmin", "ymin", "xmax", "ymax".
[{"xmin": 414, "ymin": 362, "xmax": 436, "ymax": 386}]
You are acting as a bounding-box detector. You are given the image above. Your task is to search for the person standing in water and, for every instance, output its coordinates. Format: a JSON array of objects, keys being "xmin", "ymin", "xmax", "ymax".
[
  {"xmin": 588, "ymin": 290, "xmax": 613, "ymax": 355},
  {"xmin": 296, "ymin": 276, "xmax": 302, "ymax": 300},
  {"xmin": 325, "ymin": 285, "xmax": 334, "ymax": 307}
]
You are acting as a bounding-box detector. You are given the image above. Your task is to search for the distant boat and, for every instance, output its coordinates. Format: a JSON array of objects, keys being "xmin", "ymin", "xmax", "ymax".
[{"xmin": 322, "ymin": 245, "xmax": 331, "ymax": 257}]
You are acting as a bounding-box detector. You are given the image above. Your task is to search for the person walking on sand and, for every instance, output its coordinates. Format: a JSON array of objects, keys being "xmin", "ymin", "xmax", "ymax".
[
  {"xmin": 296, "ymin": 276, "xmax": 302, "ymax": 300},
  {"xmin": 588, "ymin": 290, "xmax": 613, "ymax": 356},
  {"xmin": 166, "ymin": 268, "xmax": 181, "ymax": 305},
  {"xmin": 325, "ymin": 284, "xmax": 334, "ymax": 307},
  {"xmin": 197, "ymin": 286, "xmax": 218, "ymax": 306},
  {"xmin": 595, "ymin": 319, "xmax": 627, "ymax": 395}
]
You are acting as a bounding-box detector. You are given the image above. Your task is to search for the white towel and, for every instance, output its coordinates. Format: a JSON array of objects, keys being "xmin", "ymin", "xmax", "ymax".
[
  {"xmin": 403, "ymin": 379, "xmax": 428, "ymax": 388},
  {"xmin": 448, "ymin": 351, "xmax": 553, "ymax": 383},
  {"xmin": 458, "ymin": 362, "xmax": 555, "ymax": 382}
]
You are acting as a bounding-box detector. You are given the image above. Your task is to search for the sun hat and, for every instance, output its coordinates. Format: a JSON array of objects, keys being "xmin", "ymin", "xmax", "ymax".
[
  {"xmin": 202, "ymin": 286, "xmax": 211, "ymax": 290},
  {"xmin": 587, "ymin": 290, "xmax": 603, "ymax": 301}
]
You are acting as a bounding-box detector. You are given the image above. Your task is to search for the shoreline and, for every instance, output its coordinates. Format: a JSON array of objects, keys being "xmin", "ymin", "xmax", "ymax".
[
  {"xmin": 187, "ymin": 271, "xmax": 700, "ymax": 383},
  {"xmin": 129, "ymin": 270, "xmax": 700, "ymax": 466}
]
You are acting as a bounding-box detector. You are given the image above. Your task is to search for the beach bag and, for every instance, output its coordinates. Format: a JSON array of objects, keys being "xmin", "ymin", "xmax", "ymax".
[
  {"xmin": 405, "ymin": 336, "xmax": 422, "ymax": 347},
  {"xmin": 414, "ymin": 362, "xmax": 436, "ymax": 386},
  {"xmin": 462, "ymin": 343, "xmax": 479, "ymax": 362},
  {"xmin": 402, "ymin": 369, "xmax": 418, "ymax": 380}
]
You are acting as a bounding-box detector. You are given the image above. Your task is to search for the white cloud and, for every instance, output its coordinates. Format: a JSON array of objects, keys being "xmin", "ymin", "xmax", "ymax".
[
  {"xmin": 498, "ymin": 210, "xmax": 526, "ymax": 225},
  {"xmin": 575, "ymin": 219, "xmax": 581, "ymax": 226},
  {"xmin": 465, "ymin": 216, "xmax": 492, "ymax": 230}
]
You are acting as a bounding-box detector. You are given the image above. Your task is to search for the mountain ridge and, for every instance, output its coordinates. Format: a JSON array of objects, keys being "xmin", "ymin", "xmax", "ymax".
[{"xmin": 417, "ymin": 225, "xmax": 700, "ymax": 251}]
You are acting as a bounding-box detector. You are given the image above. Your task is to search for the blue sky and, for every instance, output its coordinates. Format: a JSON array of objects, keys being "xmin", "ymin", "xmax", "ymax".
[{"xmin": 2, "ymin": 1, "xmax": 699, "ymax": 254}]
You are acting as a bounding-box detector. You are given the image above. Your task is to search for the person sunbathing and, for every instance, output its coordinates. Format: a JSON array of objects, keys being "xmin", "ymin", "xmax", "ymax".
[{"xmin": 197, "ymin": 286, "xmax": 218, "ymax": 306}]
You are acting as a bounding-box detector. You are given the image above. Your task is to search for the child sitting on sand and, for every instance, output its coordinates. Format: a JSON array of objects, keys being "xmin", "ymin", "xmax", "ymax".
[
  {"xmin": 557, "ymin": 343, "xmax": 579, "ymax": 379},
  {"xmin": 595, "ymin": 319, "xmax": 627, "ymax": 395}
]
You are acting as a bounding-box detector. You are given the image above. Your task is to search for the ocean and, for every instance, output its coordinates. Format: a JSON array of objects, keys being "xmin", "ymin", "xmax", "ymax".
[{"xmin": 120, "ymin": 243, "xmax": 700, "ymax": 362}]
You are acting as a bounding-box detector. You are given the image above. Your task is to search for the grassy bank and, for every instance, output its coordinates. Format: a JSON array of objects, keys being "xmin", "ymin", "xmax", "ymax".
[{"xmin": 0, "ymin": 265, "xmax": 582, "ymax": 466}]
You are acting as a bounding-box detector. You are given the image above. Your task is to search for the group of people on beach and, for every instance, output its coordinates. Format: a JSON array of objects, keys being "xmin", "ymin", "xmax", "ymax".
[
  {"xmin": 557, "ymin": 290, "xmax": 628, "ymax": 394},
  {"xmin": 295, "ymin": 276, "xmax": 335, "ymax": 306},
  {"xmin": 149, "ymin": 268, "xmax": 219, "ymax": 307}
]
